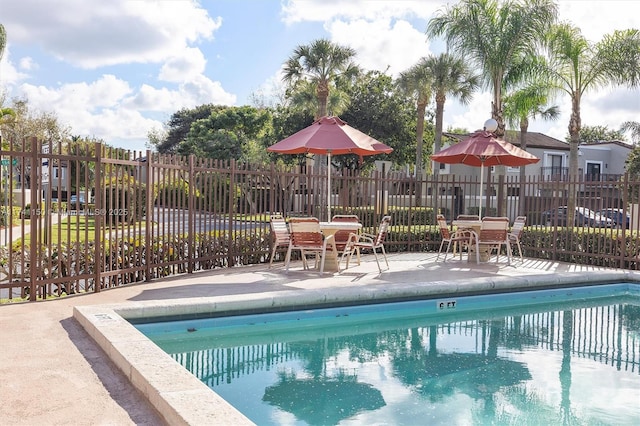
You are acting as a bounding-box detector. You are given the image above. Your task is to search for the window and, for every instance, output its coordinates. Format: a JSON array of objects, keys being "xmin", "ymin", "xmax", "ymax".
[
  {"xmin": 585, "ymin": 162, "xmax": 602, "ymax": 181},
  {"xmin": 434, "ymin": 161, "xmax": 450, "ymax": 174}
]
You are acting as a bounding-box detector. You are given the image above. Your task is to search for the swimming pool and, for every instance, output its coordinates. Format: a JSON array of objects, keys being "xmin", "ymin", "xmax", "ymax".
[
  {"xmin": 74, "ymin": 272, "xmax": 640, "ymax": 425},
  {"xmin": 137, "ymin": 284, "xmax": 640, "ymax": 425}
]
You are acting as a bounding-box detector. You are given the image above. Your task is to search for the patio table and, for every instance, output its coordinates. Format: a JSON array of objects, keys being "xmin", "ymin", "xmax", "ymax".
[
  {"xmin": 319, "ymin": 221, "xmax": 363, "ymax": 272},
  {"xmin": 451, "ymin": 219, "xmax": 490, "ymax": 263}
]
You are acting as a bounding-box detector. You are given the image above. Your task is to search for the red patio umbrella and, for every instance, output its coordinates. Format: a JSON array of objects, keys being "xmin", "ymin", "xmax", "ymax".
[
  {"xmin": 431, "ymin": 123, "xmax": 539, "ymax": 217},
  {"xmin": 267, "ymin": 116, "xmax": 393, "ymax": 219}
]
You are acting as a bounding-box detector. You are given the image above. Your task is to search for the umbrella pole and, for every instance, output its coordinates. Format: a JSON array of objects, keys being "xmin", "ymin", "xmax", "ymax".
[
  {"xmin": 479, "ymin": 164, "xmax": 484, "ymax": 218},
  {"xmin": 327, "ymin": 152, "xmax": 331, "ymax": 221}
]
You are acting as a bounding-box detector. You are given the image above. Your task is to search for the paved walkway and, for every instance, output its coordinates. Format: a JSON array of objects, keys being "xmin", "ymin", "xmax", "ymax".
[
  {"xmin": 1, "ymin": 213, "xmax": 62, "ymax": 246},
  {"xmin": 0, "ymin": 252, "xmax": 635, "ymax": 425}
]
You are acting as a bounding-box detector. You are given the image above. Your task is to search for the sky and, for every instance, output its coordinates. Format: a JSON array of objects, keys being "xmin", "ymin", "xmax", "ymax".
[{"xmin": 1, "ymin": 0, "xmax": 639, "ymax": 152}]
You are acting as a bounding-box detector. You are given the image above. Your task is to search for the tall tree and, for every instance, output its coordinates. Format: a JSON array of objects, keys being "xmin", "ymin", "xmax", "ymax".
[
  {"xmin": 177, "ymin": 106, "xmax": 271, "ymax": 162},
  {"xmin": 282, "ymin": 38, "xmax": 359, "ymax": 119},
  {"xmin": 626, "ymin": 144, "xmax": 640, "ymax": 177},
  {"xmin": 0, "ymin": 24, "xmax": 16, "ymax": 132},
  {"xmin": 503, "ymin": 82, "xmax": 559, "ymax": 213},
  {"xmin": 151, "ymin": 104, "xmax": 225, "ymax": 154},
  {"xmin": 543, "ymin": 24, "xmax": 640, "ymax": 221},
  {"xmin": 343, "ymin": 70, "xmax": 415, "ymax": 168},
  {"xmin": 568, "ymin": 125, "xmax": 625, "ymax": 144},
  {"xmin": 0, "ymin": 23, "xmax": 6, "ymax": 63},
  {"xmin": 425, "ymin": 53, "xmax": 480, "ymax": 168},
  {"xmin": 621, "ymin": 121, "xmax": 640, "ymax": 145},
  {"xmin": 285, "ymin": 79, "xmax": 350, "ymax": 118},
  {"xmin": 397, "ymin": 60, "xmax": 433, "ymax": 178},
  {"xmin": 427, "ymin": 0, "xmax": 557, "ymax": 137}
]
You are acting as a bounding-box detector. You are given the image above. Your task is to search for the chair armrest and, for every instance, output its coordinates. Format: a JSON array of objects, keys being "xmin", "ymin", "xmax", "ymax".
[
  {"xmin": 452, "ymin": 229, "xmax": 477, "ymax": 240},
  {"xmin": 355, "ymin": 233, "xmax": 376, "ymax": 244}
]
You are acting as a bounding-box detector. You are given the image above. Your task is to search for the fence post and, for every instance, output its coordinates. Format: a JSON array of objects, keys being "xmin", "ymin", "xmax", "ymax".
[
  {"xmin": 620, "ymin": 173, "xmax": 628, "ymax": 269},
  {"xmin": 93, "ymin": 143, "xmax": 103, "ymax": 292},
  {"xmin": 497, "ymin": 174, "xmax": 505, "ymax": 217},
  {"xmin": 188, "ymin": 154, "xmax": 195, "ymax": 273},
  {"xmin": 145, "ymin": 150, "xmax": 152, "ymax": 282},
  {"xmin": 28, "ymin": 137, "xmax": 39, "ymax": 301},
  {"xmin": 228, "ymin": 160, "xmax": 236, "ymax": 267}
]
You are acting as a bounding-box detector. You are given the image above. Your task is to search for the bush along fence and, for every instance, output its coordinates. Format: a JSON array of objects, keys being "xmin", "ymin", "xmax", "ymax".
[{"xmin": 1, "ymin": 137, "xmax": 639, "ymax": 303}]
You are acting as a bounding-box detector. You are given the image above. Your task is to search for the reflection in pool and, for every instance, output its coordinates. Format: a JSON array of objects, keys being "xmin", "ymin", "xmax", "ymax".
[{"xmin": 138, "ymin": 285, "xmax": 640, "ymax": 425}]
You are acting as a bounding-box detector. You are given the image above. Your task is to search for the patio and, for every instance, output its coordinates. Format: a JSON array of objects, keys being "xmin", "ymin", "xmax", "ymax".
[{"xmin": 1, "ymin": 252, "xmax": 638, "ymax": 425}]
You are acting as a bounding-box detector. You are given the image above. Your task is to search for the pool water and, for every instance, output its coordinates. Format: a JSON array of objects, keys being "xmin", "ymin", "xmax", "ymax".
[{"xmin": 138, "ymin": 284, "xmax": 640, "ymax": 425}]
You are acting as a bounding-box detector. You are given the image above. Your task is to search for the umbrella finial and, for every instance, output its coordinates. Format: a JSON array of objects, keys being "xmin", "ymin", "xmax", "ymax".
[{"xmin": 484, "ymin": 118, "xmax": 498, "ymax": 133}]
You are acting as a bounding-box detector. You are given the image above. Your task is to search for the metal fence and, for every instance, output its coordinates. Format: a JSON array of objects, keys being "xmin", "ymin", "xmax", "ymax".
[{"xmin": 1, "ymin": 138, "xmax": 639, "ymax": 303}]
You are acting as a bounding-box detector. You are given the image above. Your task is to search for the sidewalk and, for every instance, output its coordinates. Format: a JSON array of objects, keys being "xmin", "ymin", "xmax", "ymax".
[
  {"xmin": 1, "ymin": 213, "xmax": 63, "ymax": 246},
  {"xmin": 0, "ymin": 253, "xmax": 636, "ymax": 425}
]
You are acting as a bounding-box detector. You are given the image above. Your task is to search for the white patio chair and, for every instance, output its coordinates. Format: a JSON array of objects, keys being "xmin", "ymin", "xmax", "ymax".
[
  {"xmin": 285, "ymin": 217, "xmax": 334, "ymax": 273},
  {"xmin": 353, "ymin": 215, "xmax": 391, "ymax": 273},
  {"xmin": 508, "ymin": 216, "xmax": 526, "ymax": 262},
  {"xmin": 473, "ymin": 217, "xmax": 512, "ymax": 265},
  {"xmin": 437, "ymin": 214, "xmax": 476, "ymax": 261}
]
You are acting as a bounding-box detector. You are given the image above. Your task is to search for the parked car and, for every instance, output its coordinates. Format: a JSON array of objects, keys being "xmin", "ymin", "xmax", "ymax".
[
  {"xmin": 598, "ymin": 208, "xmax": 631, "ymax": 229},
  {"xmin": 69, "ymin": 194, "xmax": 87, "ymax": 210},
  {"xmin": 541, "ymin": 206, "xmax": 614, "ymax": 228}
]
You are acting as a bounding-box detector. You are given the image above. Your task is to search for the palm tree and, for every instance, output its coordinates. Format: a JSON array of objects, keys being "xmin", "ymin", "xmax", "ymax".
[
  {"xmin": 282, "ymin": 38, "xmax": 359, "ymax": 119},
  {"xmin": 286, "ymin": 79, "xmax": 350, "ymax": 118},
  {"xmin": 427, "ymin": 53, "xmax": 480, "ymax": 164},
  {"xmin": 543, "ymin": 24, "xmax": 640, "ymax": 221},
  {"xmin": 427, "ymin": 0, "xmax": 557, "ymax": 137},
  {"xmin": 397, "ymin": 60, "xmax": 433, "ymax": 179},
  {"xmin": 0, "ymin": 23, "xmax": 6, "ymax": 63},
  {"xmin": 0, "ymin": 107, "xmax": 16, "ymax": 129},
  {"xmin": 0, "ymin": 23, "xmax": 14, "ymax": 139},
  {"xmin": 621, "ymin": 121, "xmax": 640, "ymax": 145},
  {"xmin": 503, "ymin": 83, "xmax": 559, "ymax": 214}
]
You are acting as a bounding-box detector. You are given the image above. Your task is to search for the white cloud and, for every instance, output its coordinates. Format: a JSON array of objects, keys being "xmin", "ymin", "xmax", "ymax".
[
  {"xmin": 328, "ymin": 19, "xmax": 430, "ymax": 77},
  {"xmin": 0, "ymin": 46, "xmax": 29, "ymax": 88},
  {"xmin": 281, "ymin": 0, "xmax": 439, "ymax": 24},
  {"xmin": 448, "ymin": 92, "xmax": 494, "ymax": 133},
  {"xmin": 158, "ymin": 47, "xmax": 207, "ymax": 83},
  {"xmin": 21, "ymin": 75, "xmax": 133, "ymax": 111},
  {"xmin": 1, "ymin": 0, "xmax": 222, "ymax": 69},
  {"xmin": 180, "ymin": 74, "xmax": 236, "ymax": 106},
  {"xmin": 18, "ymin": 56, "xmax": 36, "ymax": 72},
  {"xmin": 16, "ymin": 72, "xmax": 235, "ymax": 150},
  {"xmin": 557, "ymin": 0, "xmax": 639, "ymax": 42}
]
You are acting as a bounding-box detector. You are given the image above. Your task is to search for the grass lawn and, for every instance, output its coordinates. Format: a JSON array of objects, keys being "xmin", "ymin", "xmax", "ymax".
[{"xmin": 19, "ymin": 215, "xmax": 100, "ymax": 245}]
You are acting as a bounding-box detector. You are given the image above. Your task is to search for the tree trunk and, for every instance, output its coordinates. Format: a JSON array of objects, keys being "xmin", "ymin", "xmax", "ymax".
[
  {"xmin": 433, "ymin": 94, "xmax": 446, "ymax": 176},
  {"xmin": 414, "ymin": 101, "xmax": 427, "ymax": 207},
  {"xmin": 567, "ymin": 94, "xmax": 582, "ymax": 226},
  {"xmin": 519, "ymin": 119, "xmax": 529, "ymax": 215}
]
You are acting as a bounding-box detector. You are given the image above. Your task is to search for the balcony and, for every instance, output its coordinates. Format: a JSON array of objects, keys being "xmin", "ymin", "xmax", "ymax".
[
  {"xmin": 540, "ymin": 167, "xmax": 569, "ymax": 181},
  {"xmin": 541, "ymin": 167, "xmax": 622, "ymax": 182}
]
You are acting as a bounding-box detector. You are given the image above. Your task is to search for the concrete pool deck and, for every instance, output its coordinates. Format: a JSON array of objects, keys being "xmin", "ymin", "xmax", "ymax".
[{"xmin": 2, "ymin": 252, "xmax": 639, "ymax": 425}]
